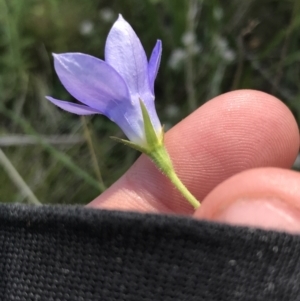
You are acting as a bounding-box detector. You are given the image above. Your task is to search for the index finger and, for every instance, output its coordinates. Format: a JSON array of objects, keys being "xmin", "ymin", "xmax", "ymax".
[{"xmin": 88, "ymin": 90, "xmax": 299, "ymax": 214}]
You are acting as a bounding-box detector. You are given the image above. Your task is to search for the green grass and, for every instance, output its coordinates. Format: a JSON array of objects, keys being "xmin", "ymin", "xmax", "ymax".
[{"xmin": 0, "ymin": 0, "xmax": 299, "ymax": 204}]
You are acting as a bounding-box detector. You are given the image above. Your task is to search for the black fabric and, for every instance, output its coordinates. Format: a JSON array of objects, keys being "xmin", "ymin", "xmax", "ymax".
[{"xmin": 0, "ymin": 204, "xmax": 300, "ymax": 301}]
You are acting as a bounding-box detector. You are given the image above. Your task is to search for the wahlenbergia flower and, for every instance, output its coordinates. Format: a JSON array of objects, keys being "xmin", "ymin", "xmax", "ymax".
[
  {"xmin": 46, "ymin": 14, "xmax": 162, "ymax": 148},
  {"xmin": 46, "ymin": 15, "xmax": 200, "ymax": 209}
]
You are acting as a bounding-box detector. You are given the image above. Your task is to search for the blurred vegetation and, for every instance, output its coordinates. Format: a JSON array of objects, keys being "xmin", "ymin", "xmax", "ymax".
[{"xmin": 0, "ymin": 0, "xmax": 300, "ymax": 204}]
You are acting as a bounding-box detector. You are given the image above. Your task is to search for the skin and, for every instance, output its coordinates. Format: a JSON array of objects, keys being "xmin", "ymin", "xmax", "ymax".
[{"xmin": 88, "ymin": 90, "xmax": 300, "ymax": 234}]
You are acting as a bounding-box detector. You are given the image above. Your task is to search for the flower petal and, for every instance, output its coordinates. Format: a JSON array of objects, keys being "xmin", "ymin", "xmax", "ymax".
[
  {"xmin": 53, "ymin": 53, "xmax": 130, "ymax": 115},
  {"xmin": 105, "ymin": 15, "xmax": 151, "ymax": 98},
  {"xmin": 148, "ymin": 40, "xmax": 162, "ymax": 94},
  {"xmin": 46, "ymin": 96, "xmax": 100, "ymax": 115},
  {"xmin": 110, "ymin": 105, "xmax": 145, "ymax": 144}
]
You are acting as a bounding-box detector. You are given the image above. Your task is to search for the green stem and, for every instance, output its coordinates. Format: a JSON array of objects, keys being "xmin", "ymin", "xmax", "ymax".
[{"xmin": 148, "ymin": 144, "xmax": 200, "ymax": 209}]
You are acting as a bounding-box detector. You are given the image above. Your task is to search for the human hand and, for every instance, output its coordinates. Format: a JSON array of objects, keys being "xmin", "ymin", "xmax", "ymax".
[{"xmin": 88, "ymin": 90, "xmax": 300, "ymax": 234}]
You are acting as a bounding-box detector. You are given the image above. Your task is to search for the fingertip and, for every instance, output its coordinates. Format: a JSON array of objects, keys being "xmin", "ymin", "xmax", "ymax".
[{"xmin": 194, "ymin": 168, "xmax": 300, "ymax": 233}]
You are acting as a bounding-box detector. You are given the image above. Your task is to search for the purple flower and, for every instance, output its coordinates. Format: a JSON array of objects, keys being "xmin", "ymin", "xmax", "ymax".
[{"xmin": 46, "ymin": 15, "xmax": 162, "ymax": 146}]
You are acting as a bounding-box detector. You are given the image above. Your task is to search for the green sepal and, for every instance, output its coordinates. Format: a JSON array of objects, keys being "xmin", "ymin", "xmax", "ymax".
[
  {"xmin": 139, "ymin": 99, "xmax": 163, "ymax": 149},
  {"xmin": 110, "ymin": 136, "xmax": 148, "ymax": 154},
  {"xmin": 110, "ymin": 100, "xmax": 200, "ymax": 209}
]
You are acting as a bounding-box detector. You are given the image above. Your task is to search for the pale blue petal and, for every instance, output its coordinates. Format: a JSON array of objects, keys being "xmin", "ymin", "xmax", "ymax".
[
  {"xmin": 47, "ymin": 96, "xmax": 146, "ymax": 144},
  {"xmin": 105, "ymin": 15, "xmax": 151, "ymax": 99},
  {"xmin": 148, "ymin": 40, "xmax": 162, "ymax": 94},
  {"xmin": 104, "ymin": 15, "xmax": 162, "ymax": 139},
  {"xmin": 53, "ymin": 53, "xmax": 130, "ymax": 115},
  {"xmin": 110, "ymin": 105, "xmax": 145, "ymax": 144},
  {"xmin": 46, "ymin": 96, "xmax": 101, "ymax": 115}
]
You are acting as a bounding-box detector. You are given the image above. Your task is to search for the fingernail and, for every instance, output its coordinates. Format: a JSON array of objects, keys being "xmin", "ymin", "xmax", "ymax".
[{"xmin": 215, "ymin": 198, "xmax": 300, "ymax": 233}]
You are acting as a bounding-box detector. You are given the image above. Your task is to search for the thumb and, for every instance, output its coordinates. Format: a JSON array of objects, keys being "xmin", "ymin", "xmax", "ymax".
[{"xmin": 194, "ymin": 168, "xmax": 300, "ymax": 234}]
